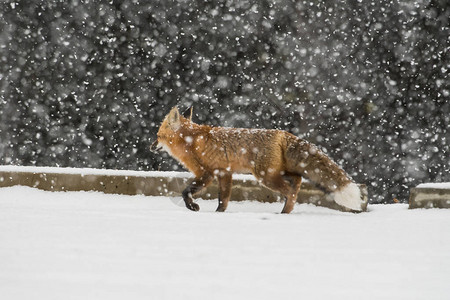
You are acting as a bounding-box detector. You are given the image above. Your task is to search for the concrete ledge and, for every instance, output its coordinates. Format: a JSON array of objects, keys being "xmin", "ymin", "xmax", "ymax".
[
  {"xmin": 0, "ymin": 166, "xmax": 368, "ymax": 212},
  {"xmin": 409, "ymin": 184, "xmax": 450, "ymax": 209}
]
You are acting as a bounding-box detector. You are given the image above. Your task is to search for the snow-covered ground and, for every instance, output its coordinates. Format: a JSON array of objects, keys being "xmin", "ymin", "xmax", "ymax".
[{"xmin": 1, "ymin": 186, "xmax": 449, "ymax": 300}]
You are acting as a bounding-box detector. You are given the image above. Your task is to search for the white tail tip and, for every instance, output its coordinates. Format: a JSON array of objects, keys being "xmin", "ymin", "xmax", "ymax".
[{"xmin": 333, "ymin": 182, "xmax": 364, "ymax": 211}]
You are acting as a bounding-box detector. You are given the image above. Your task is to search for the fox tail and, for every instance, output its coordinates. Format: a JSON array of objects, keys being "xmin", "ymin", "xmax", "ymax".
[
  {"xmin": 332, "ymin": 182, "xmax": 364, "ymax": 211},
  {"xmin": 284, "ymin": 135, "xmax": 365, "ymax": 211}
]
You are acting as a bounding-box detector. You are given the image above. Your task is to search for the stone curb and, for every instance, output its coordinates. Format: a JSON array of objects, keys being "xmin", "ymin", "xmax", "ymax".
[
  {"xmin": 409, "ymin": 187, "xmax": 450, "ymax": 209},
  {"xmin": 0, "ymin": 169, "xmax": 368, "ymax": 212}
]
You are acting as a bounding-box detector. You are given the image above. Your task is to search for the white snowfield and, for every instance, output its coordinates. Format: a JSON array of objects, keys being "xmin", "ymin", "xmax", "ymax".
[{"xmin": 1, "ymin": 186, "xmax": 449, "ymax": 300}]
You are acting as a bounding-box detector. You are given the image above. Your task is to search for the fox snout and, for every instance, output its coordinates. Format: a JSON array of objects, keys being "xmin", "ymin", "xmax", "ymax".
[{"xmin": 150, "ymin": 140, "xmax": 163, "ymax": 152}]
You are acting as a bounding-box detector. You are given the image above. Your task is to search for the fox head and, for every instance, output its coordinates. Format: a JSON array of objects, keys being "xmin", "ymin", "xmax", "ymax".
[{"xmin": 151, "ymin": 106, "xmax": 190, "ymax": 153}]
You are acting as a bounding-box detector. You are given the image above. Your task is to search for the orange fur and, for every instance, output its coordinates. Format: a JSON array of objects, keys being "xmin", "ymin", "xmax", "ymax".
[{"xmin": 154, "ymin": 107, "xmax": 363, "ymax": 213}]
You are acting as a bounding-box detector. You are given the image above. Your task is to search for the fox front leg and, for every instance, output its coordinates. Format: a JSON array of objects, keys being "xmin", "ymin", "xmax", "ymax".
[
  {"xmin": 216, "ymin": 173, "xmax": 232, "ymax": 212},
  {"xmin": 182, "ymin": 173, "xmax": 213, "ymax": 211}
]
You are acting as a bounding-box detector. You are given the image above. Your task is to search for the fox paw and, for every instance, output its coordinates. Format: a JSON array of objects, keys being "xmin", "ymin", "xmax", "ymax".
[
  {"xmin": 186, "ymin": 202, "xmax": 200, "ymax": 211},
  {"xmin": 216, "ymin": 206, "xmax": 227, "ymax": 212}
]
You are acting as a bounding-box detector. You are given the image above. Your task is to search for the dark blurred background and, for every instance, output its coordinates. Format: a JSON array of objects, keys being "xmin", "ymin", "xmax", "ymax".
[{"xmin": 0, "ymin": 0, "xmax": 448, "ymax": 203}]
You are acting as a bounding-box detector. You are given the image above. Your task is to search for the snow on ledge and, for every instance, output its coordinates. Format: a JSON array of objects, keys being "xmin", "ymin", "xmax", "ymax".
[
  {"xmin": 416, "ymin": 182, "xmax": 450, "ymax": 189},
  {"xmin": 0, "ymin": 165, "xmax": 189, "ymax": 178},
  {"xmin": 0, "ymin": 165, "xmax": 257, "ymax": 181}
]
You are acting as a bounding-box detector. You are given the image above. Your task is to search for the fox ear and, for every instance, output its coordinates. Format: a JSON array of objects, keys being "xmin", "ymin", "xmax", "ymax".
[
  {"xmin": 189, "ymin": 106, "xmax": 193, "ymax": 121},
  {"xmin": 168, "ymin": 107, "xmax": 181, "ymax": 131},
  {"xmin": 183, "ymin": 106, "xmax": 194, "ymax": 121}
]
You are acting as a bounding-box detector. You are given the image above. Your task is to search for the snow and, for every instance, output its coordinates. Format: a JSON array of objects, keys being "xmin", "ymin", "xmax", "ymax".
[
  {"xmin": 416, "ymin": 182, "xmax": 450, "ymax": 189},
  {"xmin": 0, "ymin": 165, "xmax": 191, "ymax": 178},
  {"xmin": 0, "ymin": 165, "xmax": 256, "ymax": 181},
  {"xmin": 1, "ymin": 186, "xmax": 449, "ymax": 300}
]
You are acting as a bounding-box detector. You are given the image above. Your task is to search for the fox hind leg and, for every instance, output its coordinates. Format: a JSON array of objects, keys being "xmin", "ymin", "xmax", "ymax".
[
  {"xmin": 281, "ymin": 174, "xmax": 302, "ymax": 214},
  {"xmin": 257, "ymin": 172, "xmax": 301, "ymax": 214}
]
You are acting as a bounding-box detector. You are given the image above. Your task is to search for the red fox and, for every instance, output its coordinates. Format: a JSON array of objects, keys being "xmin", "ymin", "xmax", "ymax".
[{"xmin": 152, "ymin": 107, "xmax": 364, "ymax": 213}]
